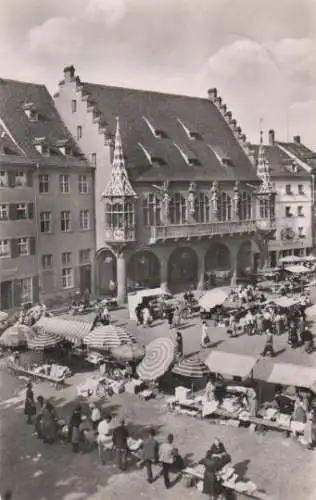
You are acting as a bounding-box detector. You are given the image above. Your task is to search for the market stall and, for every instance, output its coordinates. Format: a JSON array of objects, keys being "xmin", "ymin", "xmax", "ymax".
[
  {"xmin": 204, "ymin": 351, "xmax": 259, "ymax": 379},
  {"xmin": 266, "ymin": 362, "xmax": 316, "ymax": 390},
  {"xmin": 199, "ymin": 288, "xmax": 228, "ymax": 313},
  {"xmin": 0, "ymin": 324, "xmax": 35, "ymax": 348},
  {"xmin": 34, "ymin": 317, "xmax": 93, "ymax": 343}
]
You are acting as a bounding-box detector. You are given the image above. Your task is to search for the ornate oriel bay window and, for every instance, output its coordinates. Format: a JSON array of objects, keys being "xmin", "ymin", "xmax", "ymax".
[{"xmin": 105, "ymin": 200, "xmax": 134, "ymax": 229}]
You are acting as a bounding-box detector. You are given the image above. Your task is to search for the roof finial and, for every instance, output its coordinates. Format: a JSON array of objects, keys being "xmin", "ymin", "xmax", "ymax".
[
  {"xmin": 259, "ymin": 118, "xmax": 264, "ymax": 146},
  {"xmin": 257, "ymin": 119, "xmax": 273, "ymax": 194},
  {"xmin": 102, "ymin": 117, "xmax": 136, "ymax": 198}
]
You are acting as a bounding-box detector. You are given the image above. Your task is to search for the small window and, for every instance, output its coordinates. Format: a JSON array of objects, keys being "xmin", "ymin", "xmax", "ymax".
[
  {"xmin": 298, "ymin": 227, "xmax": 305, "ymax": 238},
  {"xmin": 297, "ymin": 206, "xmax": 304, "ymax": 217},
  {"xmin": 79, "ymin": 249, "xmax": 90, "ymax": 264},
  {"xmin": 61, "ymin": 211, "xmax": 71, "ymax": 232},
  {"xmin": 0, "ymin": 169, "xmax": 8, "ymax": 187},
  {"xmin": 42, "ymin": 254, "xmax": 53, "ymax": 269},
  {"xmin": 61, "ymin": 252, "xmax": 72, "ymax": 265},
  {"xmin": 298, "ymin": 184, "xmax": 304, "ymax": 195},
  {"xmin": 79, "ymin": 209, "xmax": 89, "ymax": 230},
  {"xmin": 91, "ymin": 153, "xmax": 97, "ymax": 165},
  {"xmin": 15, "ymin": 170, "xmax": 26, "ymax": 186},
  {"xmin": 59, "ymin": 175, "xmax": 70, "ymax": 193},
  {"xmin": 0, "ymin": 204, "xmax": 8, "ymax": 220},
  {"xmin": 40, "ymin": 211, "xmax": 52, "ymax": 233},
  {"xmin": 39, "ymin": 174, "xmax": 49, "ymax": 193},
  {"xmin": 16, "ymin": 203, "xmax": 27, "ymax": 220},
  {"xmin": 71, "ymin": 100, "xmax": 77, "ymax": 113},
  {"xmin": 285, "ymin": 206, "xmax": 292, "ymax": 217},
  {"xmin": 285, "ymin": 184, "xmax": 292, "ymax": 195},
  {"xmin": 77, "ymin": 125, "xmax": 82, "ymax": 140},
  {"xmin": 17, "ymin": 237, "xmax": 29, "ymax": 256},
  {"xmin": 62, "ymin": 268, "xmax": 73, "ymax": 289},
  {"xmin": 0, "ymin": 239, "xmax": 10, "ymax": 258},
  {"xmin": 79, "ymin": 175, "xmax": 88, "ymax": 194}
]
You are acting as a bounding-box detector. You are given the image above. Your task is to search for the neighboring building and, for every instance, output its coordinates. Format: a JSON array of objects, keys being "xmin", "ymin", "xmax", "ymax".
[
  {"xmin": 251, "ymin": 130, "xmax": 315, "ymax": 268},
  {"xmin": 0, "ymin": 78, "xmax": 95, "ymax": 310},
  {"xmin": 55, "ymin": 66, "xmax": 275, "ymax": 303}
]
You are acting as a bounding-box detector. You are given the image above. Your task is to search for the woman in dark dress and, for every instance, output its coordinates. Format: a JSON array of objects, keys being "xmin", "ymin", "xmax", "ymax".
[
  {"xmin": 176, "ymin": 331, "xmax": 183, "ymax": 358},
  {"xmin": 24, "ymin": 382, "xmax": 36, "ymax": 424},
  {"xmin": 201, "ymin": 439, "xmax": 228, "ymax": 499}
]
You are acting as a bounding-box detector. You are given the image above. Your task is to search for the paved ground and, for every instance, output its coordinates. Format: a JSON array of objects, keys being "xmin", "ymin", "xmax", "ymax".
[{"xmin": 1, "ymin": 309, "xmax": 316, "ymax": 500}]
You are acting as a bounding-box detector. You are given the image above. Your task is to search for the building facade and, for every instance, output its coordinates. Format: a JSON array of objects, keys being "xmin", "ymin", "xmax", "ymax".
[
  {"xmin": 55, "ymin": 66, "xmax": 276, "ymax": 303},
  {"xmin": 0, "ymin": 79, "xmax": 95, "ymax": 310},
  {"xmin": 251, "ymin": 130, "xmax": 315, "ymax": 268}
]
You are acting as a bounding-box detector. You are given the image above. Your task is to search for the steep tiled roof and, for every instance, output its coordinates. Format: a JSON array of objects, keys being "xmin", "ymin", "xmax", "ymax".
[
  {"xmin": 80, "ymin": 82, "xmax": 258, "ymax": 183},
  {"xmin": 0, "ymin": 78, "xmax": 87, "ymax": 167},
  {"xmin": 250, "ymin": 144, "xmax": 311, "ymax": 178},
  {"xmin": 278, "ymin": 142, "xmax": 316, "ymax": 171}
]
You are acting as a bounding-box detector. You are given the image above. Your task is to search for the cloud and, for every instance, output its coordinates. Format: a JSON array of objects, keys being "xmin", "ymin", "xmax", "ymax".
[{"xmin": 0, "ymin": 0, "xmax": 315, "ymax": 147}]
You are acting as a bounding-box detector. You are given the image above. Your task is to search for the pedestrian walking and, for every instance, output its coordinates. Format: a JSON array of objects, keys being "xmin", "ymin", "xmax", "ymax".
[
  {"xmin": 41, "ymin": 401, "xmax": 58, "ymax": 444},
  {"xmin": 24, "ymin": 382, "xmax": 36, "ymax": 424},
  {"xmin": 167, "ymin": 309, "xmax": 174, "ymax": 329},
  {"xmin": 201, "ymin": 320, "xmax": 210, "ymax": 348},
  {"xmin": 34, "ymin": 396, "xmax": 45, "ymax": 438},
  {"xmin": 142, "ymin": 427, "xmax": 159, "ymax": 483},
  {"xmin": 89, "ymin": 403, "xmax": 101, "ymax": 430},
  {"xmin": 112, "ymin": 419, "xmax": 129, "ymax": 470},
  {"xmin": 69, "ymin": 405, "xmax": 82, "ymax": 452},
  {"xmin": 261, "ymin": 329, "xmax": 274, "ymax": 357},
  {"xmin": 176, "ymin": 331, "xmax": 183, "ymax": 359},
  {"xmin": 97, "ymin": 415, "xmax": 113, "ymax": 464},
  {"xmin": 159, "ymin": 433, "xmax": 177, "ymax": 489}
]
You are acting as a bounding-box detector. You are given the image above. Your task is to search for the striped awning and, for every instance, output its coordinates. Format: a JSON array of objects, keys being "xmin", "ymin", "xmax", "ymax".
[
  {"xmin": 84, "ymin": 325, "xmax": 136, "ymax": 350},
  {"xmin": 172, "ymin": 356, "xmax": 210, "ymax": 378},
  {"xmin": 205, "ymin": 351, "xmax": 258, "ymax": 378},
  {"xmin": 27, "ymin": 331, "xmax": 62, "ymax": 350},
  {"xmin": 35, "ymin": 317, "xmax": 92, "ymax": 342}
]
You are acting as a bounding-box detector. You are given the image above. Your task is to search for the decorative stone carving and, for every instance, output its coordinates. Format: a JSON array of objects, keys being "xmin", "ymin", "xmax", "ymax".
[
  {"xmin": 210, "ymin": 181, "xmax": 219, "ymax": 219},
  {"xmin": 160, "ymin": 180, "xmax": 170, "ymax": 224},
  {"xmin": 186, "ymin": 182, "xmax": 197, "ymax": 221},
  {"xmin": 233, "ymin": 181, "xmax": 239, "ymax": 219}
]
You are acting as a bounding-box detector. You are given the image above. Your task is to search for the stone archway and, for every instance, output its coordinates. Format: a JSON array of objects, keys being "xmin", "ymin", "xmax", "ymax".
[
  {"xmin": 204, "ymin": 241, "xmax": 231, "ymax": 287},
  {"xmin": 237, "ymin": 240, "xmax": 252, "ymax": 277},
  {"xmin": 127, "ymin": 251, "xmax": 160, "ymax": 290},
  {"xmin": 96, "ymin": 249, "xmax": 117, "ymax": 295},
  {"xmin": 168, "ymin": 247, "xmax": 198, "ymax": 291}
]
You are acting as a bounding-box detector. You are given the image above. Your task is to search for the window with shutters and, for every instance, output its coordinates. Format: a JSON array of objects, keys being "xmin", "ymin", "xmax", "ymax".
[
  {"xmin": 39, "ymin": 174, "xmax": 49, "ymax": 193},
  {"xmin": 61, "ymin": 252, "xmax": 72, "ymax": 265},
  {"xmin": 17, "ymin": 238, "xmax": 29, "ymax": 256},
  {"xmin": 16, "ymin": 203, "xmax": 27, "ymax": 220},
  {"xmin": 79, "ymin": 209, "xmax": 89, "ymax": 230},
  {"xmin": 15, "ymin": 170, "xmax": 26, "ymax": 187},
  {"xmin": 0, "ymin": 239, "xmax": 10, "ymax": 258},
  {"xmin": 40, "ymin": 211, "xmax": 52, "ymax": 233},
  {"xmin": 0, "ymin": 204, "xmax": 8, "ymax": 220},
  {"xmin": 79, "ymin": 175, "xmax": 88, "ymax": 193},
  {"xmin": 62, "ymin": 268, "xmax": 73, "ymax": 289},
  {"xmin": 0, "ymin": 169, "xmax": 8, "ymax": 187},
  {"xmin": 79, "ymin": 249, "xmax": 90, "ymax": 263},
  {"xmin": 20, "ymin": 277, "xmax": 33, "ymax": 304},
  {"xmin": 42, "ymin": 254, "xmax": 53, "ymax": 268},
  {"xmin": 59, "ymin": 175, "xmax": 70, "ymax": 193},
  {"xmin": 61, "ymin": 211, "xmax": 71, "ymax": 232}
]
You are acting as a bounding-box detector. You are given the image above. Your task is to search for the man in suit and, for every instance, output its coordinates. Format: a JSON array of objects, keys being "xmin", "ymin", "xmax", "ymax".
[
  {"xmin": 112, "ymin": 419, "xmax": 129, "ymax": 471},
  {"xmin": 142, "ymin": 427, "xmax": 159, "ymax": 483}
]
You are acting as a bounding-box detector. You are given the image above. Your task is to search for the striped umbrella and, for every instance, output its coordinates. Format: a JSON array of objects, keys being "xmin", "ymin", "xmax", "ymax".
[
  {"xmin": 137, "ymin": 337, "xmax": 175, "ymax": 381},
  {"xmin": 84, "ymin": 325, "xmax": 135, "ymax": 351},
  {"xmin": 34, "ymin": 317, "xmax": 93, "ymax": 343},
  {"xmin": 172, "ymin": 356, "xmax": 210, "ymax": 378},
  {"xmin": 27, "ymin": 330, "xmax": 62, "ymax": 350},
  {"xmin": 111, "ymin": 343, "xmax": 145, "ymax": 363}
]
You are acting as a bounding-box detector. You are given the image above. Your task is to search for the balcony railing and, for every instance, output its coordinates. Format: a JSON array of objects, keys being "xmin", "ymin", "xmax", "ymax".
[
  {"xmin": 149, "ymin": 219, "xmax": 276, "ymax": 244},
  {"xmin": 104, "ymin": 227, "xmax": 136, "ymax": 243}
]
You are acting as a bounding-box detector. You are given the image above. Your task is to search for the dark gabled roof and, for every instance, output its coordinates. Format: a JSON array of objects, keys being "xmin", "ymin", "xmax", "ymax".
[
  {"xmin": 80, "ymin": 82, "xmax": 258, "ymax": 182},
  {"xmin": 0, "ymin": 78, "xmax": 88, "ymax": 168},
  {"xmin": 250, "ymin": 143, "xmax": 312, "ymax": 178},
  {"xmin": 278, "ymin": 142, "xmax": 316, "ymax": 170}
]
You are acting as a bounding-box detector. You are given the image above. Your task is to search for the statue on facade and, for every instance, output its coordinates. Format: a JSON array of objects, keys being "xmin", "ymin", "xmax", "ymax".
[
  {"xmin": 233, "ymin": 180, "xmax": 239, "ymax": 219},
  {"xmin": 186, "ymin": 182, "xmax": 197, "ymax": 219},
  {"xmin": 152, "ymin": 180, "xmax": 170, "ymax": 224},
  {"xmin": 210, "ymin": 181, "xmax": 219, "ymax": 217}
]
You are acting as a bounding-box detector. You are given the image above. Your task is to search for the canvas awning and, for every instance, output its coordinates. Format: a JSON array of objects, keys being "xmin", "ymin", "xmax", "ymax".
[
  {"xmin": 285, "ymin": 265, "xmax": 310, "ymax": 274},
  {"xmin": 272, "ymin": 297, "xmax": 300, "ymax": 308},
  {"xmin": 35, "ymin": 317, "xmax": 92, "ymax": 342},
  {"xmin": 204, "ymin": 351, "xmax": 258, "ymax": 378},
  {"xmin": 267, "ymin": 363, "xmax": 316, "ymax": 390}
]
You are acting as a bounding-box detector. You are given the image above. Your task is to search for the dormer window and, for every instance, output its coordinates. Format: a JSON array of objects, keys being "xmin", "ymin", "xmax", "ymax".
[
  {"xmin": 177, "ymin": 119, "xmax": 200, "ymax": 140},
  {"xmin": 57, "ymin": 139, "xmax": 73, "ymax": 156},
  {"xmin": 174, "ymin": 143, "xmax": 199, "ymax": 166},
  {"xmin": 33, "ymin": 137, "xmax": 50, "ymax": 156},
  {"xmin": 23, "ymin": 101, "xmax": 38, "ymax": 122},
  {"xmin": 209, "ymin": 145, "xmax": 234, "ymax": 167},
  {"xmin": 291, "ymin": 162, "xmax": 298, "ymax": 173},
  {"xmin": 142, "ymin": 116, "xmax": 166, "ymax": 138},
  {"xmin": 138, "ymin": 143, "xmax": 164, "ymax": 165}
]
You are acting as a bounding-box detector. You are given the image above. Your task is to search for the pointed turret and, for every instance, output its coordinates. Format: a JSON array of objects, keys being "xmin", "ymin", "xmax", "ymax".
[
  {"xmin": 102, "ymin": 117, "xmax": 136, "ymax": 198},
  {"xmin": 256, "ymin": 129, "xmax": 273, "ymax": 194}
]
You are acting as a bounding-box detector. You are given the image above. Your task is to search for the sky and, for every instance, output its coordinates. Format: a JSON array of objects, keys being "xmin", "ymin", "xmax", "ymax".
[{"xmin": 0, "ymin": 0, "xmax": 316, "ymax": 148}]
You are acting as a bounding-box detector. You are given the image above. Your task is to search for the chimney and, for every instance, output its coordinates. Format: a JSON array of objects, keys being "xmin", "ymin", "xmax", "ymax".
[
  {"xmin": 220, "ymin": 104, "xmax": 227, "ymax": 115},
  {"xmin": 64, "ymin": 65, "xmax": 75, "ymax": 82},
  {"xmin": 268, "ymin": 129, "xmax": 275, "ymax": 145},
  {"xmin": 215, "ymin": 97, "xmax": 222, "ymax": 108},
  {"xmin": 208, "ymin": 88, "xmax": 217, "ymax": 102},
  {"xmin": 293, "ymin": 135, "xmax": 301, "ymax": 144}
]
